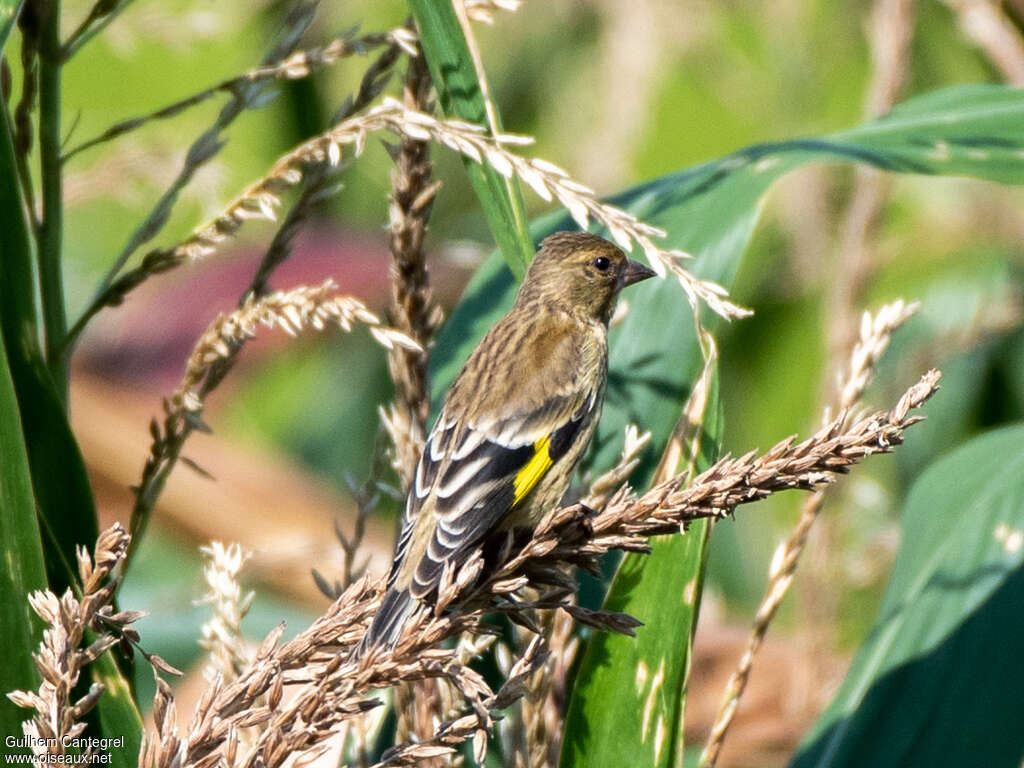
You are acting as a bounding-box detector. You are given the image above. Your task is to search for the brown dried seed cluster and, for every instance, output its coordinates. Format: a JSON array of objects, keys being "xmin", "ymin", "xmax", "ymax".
[
  {"xmin": 581, "ymin": 424, "xmax": 652, "ymax": 510},
  {"xmin": 145, "ymin": 100, "xmax": 743, "ymax": 323},
  {"xmin": 384, "ymin": 51, "xmax": 443, "ymax": 494},
  {"xmin": 169, "ymin": 280, "xmax": 419, "ymax": 422},
  {"xmin": 135, "ymin": 370, "xmax": 938, "ymax": 768},
  {"xmin": 517, "ymin": 597, "xmax": 578, "ymax": 768},
  {"xmin": 381, "ymin": 50, "xmax": 451, "ymax": 759},
  {"xmin": 6, "ymin": 371, "xmax": 938, "ymax": 768},
  {"xmin": 836, "ymin": 299, "xmax": 919, "ymax": 413},
  {"xmin": 7, "ymin": 524, "xmax": 145, "ymax": 757},
  {"xmin": 129, "ymin": 281, "xmax": 419, "ymax": 574},
  {"xmin": 373, "ymin": 638, "xmax": 547, "ymax": 768},
  {"xmin": 198, "ymin": 542, "xmax": 255, "ymax": 684}
]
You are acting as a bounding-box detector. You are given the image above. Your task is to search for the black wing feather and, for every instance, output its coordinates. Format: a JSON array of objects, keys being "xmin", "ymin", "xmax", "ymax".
[
  {"xmin": 548, "ymin": 394, "xmax": 592, "ymax": 461},
  {"xmin": 410, "ymin": 437, "xmax": 531, "ymax": 598}
]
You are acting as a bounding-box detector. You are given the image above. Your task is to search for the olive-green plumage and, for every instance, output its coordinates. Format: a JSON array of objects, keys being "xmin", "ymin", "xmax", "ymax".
[{"xmin": 362, "ymin": 231, "xmax": 655, "ymax": 649}]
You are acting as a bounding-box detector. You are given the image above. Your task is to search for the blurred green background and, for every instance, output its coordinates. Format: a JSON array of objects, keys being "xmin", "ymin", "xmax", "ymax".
[{"xmin": 15, "ymin": 0, "xmax": 1022, "ymax": 762}]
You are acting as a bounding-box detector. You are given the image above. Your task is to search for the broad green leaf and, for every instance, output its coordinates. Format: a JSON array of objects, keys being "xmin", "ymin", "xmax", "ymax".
[
  {"xmin": 837, "ymin": 85, "xmax": 1024, "ymax": 182},
  {"xmin": 408, "ymin": 0, "xmax": 534, "ymax": 277},
  {"xmin": 790, "ymin": 424, "xmax": 1024, "ymax": 768},
  {"xmin": 877, "ymin": 260, "xmax": 1020, "ymax": 480},
  {"xmin": 0, "ymin": 319, "xmax": 47, "ymax": 751},
  {"xmin": 0, "ymin": 0, "xmax": 21, "ymax": 53}
]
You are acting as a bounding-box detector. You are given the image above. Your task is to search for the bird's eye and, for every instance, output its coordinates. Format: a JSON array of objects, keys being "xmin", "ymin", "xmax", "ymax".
[{"xmin": 592, "ymin": 256, "xmax": 611, "ymax": 272}]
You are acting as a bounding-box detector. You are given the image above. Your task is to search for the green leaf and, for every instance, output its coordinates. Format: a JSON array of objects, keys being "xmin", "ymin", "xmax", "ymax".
[
  {"xmin": 0, "ymin": 90, "xmax": 38, "ymax": 345},
  {"xmin": 0, "ymin": 78, "xmax": 47, "ymax": 750},
  {"xmin": 877, "ymin": 260, "xmax": 1020, "ymax": 479},
  {"xmin": 0, "ymin": 99, "xmax": 99, "ymax": 605},
  {"xmin": 90, "ymin": 651, "xmax": 143, "ymax": 768},
  {"xmin": 0, "ymin": 317, "xmax": 47, "ymax": 752},
  {"xmin": 562, "ymin": 365, "xmax": 722, "ymax": 768},
  {"xmin": 0, "ymin": 0, "xmax": 22, "ymax": 53},
  {"xmin": 790, "ymin": 424, "xmax": 1024, "ymax": 768},
  {"xmin": 408, "ymin": 0, "xmax": 534, "ymax": 276},
  {"xmin": 837, "ymin": 84, "xmax": 1024, "ymax": 183}
]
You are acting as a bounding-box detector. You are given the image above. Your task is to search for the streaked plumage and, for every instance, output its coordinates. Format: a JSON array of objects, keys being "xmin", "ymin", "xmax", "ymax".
[{"xmin": 362, "ymin": 231, "xmax": 656, "ymax": 649}]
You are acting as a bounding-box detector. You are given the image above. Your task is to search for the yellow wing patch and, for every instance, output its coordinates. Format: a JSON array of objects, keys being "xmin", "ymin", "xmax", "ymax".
[{"xmin": 513, "ymin": 436, "xmax": 553, "ymax": 506}]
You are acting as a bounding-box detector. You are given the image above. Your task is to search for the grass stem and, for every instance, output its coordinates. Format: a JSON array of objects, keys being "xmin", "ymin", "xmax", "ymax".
[{"xmin": 37, "ymin": 0, "xmax": 66, "ymax": 399}]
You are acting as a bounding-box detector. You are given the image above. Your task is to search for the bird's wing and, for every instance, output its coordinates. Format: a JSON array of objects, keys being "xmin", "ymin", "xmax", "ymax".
[
  {"xmin": 388, "ymin": 321, "xmax": 604, "ymax": 599},
  {"xmin": 404, "ymin": 391, "xmax": 597, "ymax": 598}
]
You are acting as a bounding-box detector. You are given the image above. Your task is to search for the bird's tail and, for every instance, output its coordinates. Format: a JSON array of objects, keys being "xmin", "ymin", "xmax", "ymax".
[{"xmin": 355, "ymin": 587, "xmax": 417, "ymax": 657}]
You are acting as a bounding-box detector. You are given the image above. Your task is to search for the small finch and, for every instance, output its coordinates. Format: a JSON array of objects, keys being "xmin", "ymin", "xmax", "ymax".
[{"xmin": 362, "ymin": 231, "xmax": 656, "ymax": 649}]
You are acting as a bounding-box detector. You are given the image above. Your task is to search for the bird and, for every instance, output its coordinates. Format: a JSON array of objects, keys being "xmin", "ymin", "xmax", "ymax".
[{"xmin": 361, "ymin": 231, "xmax": 656, "ymax": 651}]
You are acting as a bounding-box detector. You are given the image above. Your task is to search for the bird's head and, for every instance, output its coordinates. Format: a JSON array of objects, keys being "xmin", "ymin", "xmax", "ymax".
[{"xmin": 515, "ymin": 232, "xmax": 657, "ymax": 323}]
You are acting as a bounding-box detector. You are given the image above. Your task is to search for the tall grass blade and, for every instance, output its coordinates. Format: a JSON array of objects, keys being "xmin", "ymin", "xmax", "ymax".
[{"xmin": 408, "ymin": 0, "xmax": 534, "ymax": 276}]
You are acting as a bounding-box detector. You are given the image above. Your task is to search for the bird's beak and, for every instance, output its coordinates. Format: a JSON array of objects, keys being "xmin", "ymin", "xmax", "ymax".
[{"xmin": 620, "ymin": 260, "xmax": 657, "ymax": 287}]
